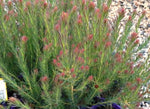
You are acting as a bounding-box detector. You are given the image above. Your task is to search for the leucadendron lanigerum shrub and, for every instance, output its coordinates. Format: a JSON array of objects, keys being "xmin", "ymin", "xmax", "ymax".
[{"xmin": 0, "ymin": 0, "xmax": 149, "ymax": 109}]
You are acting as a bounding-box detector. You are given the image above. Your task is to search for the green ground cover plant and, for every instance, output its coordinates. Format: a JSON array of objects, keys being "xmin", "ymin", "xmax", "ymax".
[{"xmin": 0, "ymin": 0, "xmax": 150, "ymax": 109}]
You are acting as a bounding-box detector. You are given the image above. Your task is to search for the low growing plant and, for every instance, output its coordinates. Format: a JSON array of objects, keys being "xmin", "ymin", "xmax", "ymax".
[{"xmin": 0, "ymin": 0, "xmax": 150, "ymax": 109}]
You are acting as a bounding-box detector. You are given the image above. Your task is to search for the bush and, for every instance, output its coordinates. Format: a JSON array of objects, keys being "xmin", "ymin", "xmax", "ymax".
[{"xmin": 0, "ymin": 0, "xmax": 149, "ymax": 109}]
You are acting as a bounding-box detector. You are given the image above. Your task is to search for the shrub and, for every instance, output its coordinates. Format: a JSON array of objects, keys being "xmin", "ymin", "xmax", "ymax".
[{"xmin": 0, "ymin": 0, "xmax": 149, "ymax": 109}]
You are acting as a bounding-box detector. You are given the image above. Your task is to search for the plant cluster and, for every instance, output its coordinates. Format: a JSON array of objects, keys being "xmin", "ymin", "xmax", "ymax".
[{"xmin": 0, "ymin": 0, "xmax": 149, "ymax": 109}]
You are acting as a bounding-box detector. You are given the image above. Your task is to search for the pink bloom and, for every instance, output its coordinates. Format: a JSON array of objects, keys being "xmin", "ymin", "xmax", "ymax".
[
  {"xmin": 104, "ymin": 18, "xmax": 108, "ymax": 24},
  {"xmin": 56, "ymin": 62, "xmax": 61, "ymax": 67},
  {"xmin": 80, "ymin": 65, "xmax": 84, "ymax": 70},
  {"xmin": 26, "ymin": 1, "xmax": 31, "ymax": 8},
  {"xmin": 77, "ymin": 19, "xmax": 82, "ymax": 25},
  {"xmin": 9, "ymin": 97, "xmax": 18, "ymax": 103},
  {"xmin": 103, "ymin": 3, "xmax": 108, "ymax": 13},
  {"xmin": 43, "ymin": 45, "xmax": 49, "ymax": 51},
  {"xmin": 95, "ymin": 8, "xmax": 100, "ymax": 15},
  {"xmin": 19, "ymin": 0, "xmax": 23, "ymax": 4},
  {"xmin": 7, "ymin": 1, "xmax": 12, "ymax": 7},
  {"xmin": 70, "ymin": 68, "xmax": 74, "ymax": 73},
  {"xmin": 134, "ymin": 39, "xmax": 139, "ymax": 44},
  {"xmin": 78, "ymin": 15, "xmax": 82, "ymax": 19},
  {"xmin": 105, "ymin": 41, "xmax": 111, "ymax": 48},
  {"xmin": 54, "ymin": 23, "xmax": 60, "ymax": 31},
  {"xmin": 82, "ymin": 0, "xmax": 86, "ymax": 5},
  {"xmin": 85, "ymin": 65, "xmax": 89, "ymax": 70},
  {"xmin": 118, "ymin": 8, "xmax": 125, "ymax": 16},
  {"xmin": 80, "ymin": 48, "xmax": 85, "ymax": 54},
  {"xmin": 61, "ymin": 72, "xmax": 65, "ymax": 76},
  {"xmin": 128, "ymin": 16, "xmax": 132, "ymax": 21},
  {"xmin": 88, "ymin": 34, "xmax": 93, "ymax": 40},
  {"xmin": 74, "ymin": 47, "xmax": 79, "ymax": 53},
  {"xmin": 61, "ymin": 12, "xmax": 68, "ymax": 21},
  {"xmin": 43, "ymin": 2, "xmax": 48, "ymax": 8},
  {"xmin": 21, "ymin": 36, "xmax": 28, "ymax": 43},
  {"xmin": 72, "ymin": 5, "xmax": 77, "ymax": 12},
  {"xmin": 106, "ymin": 33, "xmax": 110, "ymax": 37},
  {"xmin": 42, "ymin": 37, "xmax": 48, "ymax": 43},
  {"xmin": 142, "ymin": 10, "xmax": 146, "ymax": 15},
  {"xmin": 41, "ymin": 76, "xmax": 48, "ymax": 82},
  {"xmin": 53, "ymin": 6, "xmax": 58, "ymax": 12},
  {"xmin": 131, "ymin": 32, "xmax": 138, "ymax": 40},
  {"xmin": 88, "ymin": 75, "xmax": 93, "ymax": 81},
  {"xmin": 72, "ymin": 74, "xmax": 76, "ymax": 78},
  {"xmin": 59, "ymin": 50, "xmax": 63, "ymax": 56},
  {"xmin": 53, "ymin": 59, "xmax": 57, "ymax": 64},
  {"xmin": 136, "ymin": 77, "xmax": 142, "ymax": 84},
  {"xmin": 89, "ymin": 2, "xmax": 95, "ymax": 9}
]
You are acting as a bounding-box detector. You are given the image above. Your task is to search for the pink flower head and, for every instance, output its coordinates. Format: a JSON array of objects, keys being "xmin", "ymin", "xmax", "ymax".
[
  {"xmin": 131, "ymin": 32, "xmax": 138, "ymax": 40},
  {"xmin": 61, "ymin": 12, "xmax": 68, "ymax": 22},
  {"xmin": 89, "ymin": 2, "xmax": 95, "ymax": 9},
  {"xmin": 41, "ymin": 76, "xmax": 48, "ymax": 82},
  {"xmin": 134, "ymin": 39, "xmax": 139, "ymax": 44},
  {"xmin": 59, "ymin": 50, "xmax": 63, "ymax": 56},
  {"xmin": 105, "ymin": 41, "xmax": 111, "ymax": 48},
  {"xmin": 42, "ymin": 37, "xmax": 48, "ymax": 43},
  {"xmin": 142, "ymin": 10, "xmax": 146, "ymax": 15},
  {"xmin": 54, "ymin": 23, "xmax": 60, "ymax": 31},
  {"xmin": 53, "ymin": 59, "xmax": 57, "ymax": 64},
  {"xmin": 53, "ymin": 6, "xmax": 58, "ymax": 12},
  {"xmin": 104, "ymin": 18, "xmax": 108, "ymax": 24},
  {"xmin": 82, "ymin": 0, "xmax": 86, "ymax": 5},
  {"xmin": 118, "ymin": 8, "xmax": 125, "ymax": 16},
  {"xmin": 60, "ymin": 72, "xmax": 65, "ymax": 76},
  {"xmin": 70, "ymin": 68, "xmax": 74, "ymax": 73},
  {"xmin": 88, "ymin": 34, "xmax": 93, "ymax": 40},
  {"xmin": 136, "ymin": 77, "xmax": 142, "ymax": 84},
  {"xmin": 77, "ymin": 19, "xmax": 82, "ymax": 25},
  {"xmin": 74, "ymin": 47, "xmax": 79, "ymax": 54},
  {"xmin": 80, "ymin": 65, "xmax": 84, "ymax": 70},
  {"xmin": 56, "ymin": 62, "xmax": 61, "ymax": 67},
  {"xmin": 72, "ymin": 74, "xmax": 76, "ymax": 78},
  {"xmin": 43, "ymin": 44, "xmax": 49, "ymax": 51},
  {"xmin": 19, "ymin": 0, "xmax": 23, "ymax": 4},
  {"xmin": 128, "ymin": 16, "xmax": 132, "ymax": 21},
  {"xmin": 43, "ymin": 2, "xmax": 48, "ymax": 8},
  {"xmin": 26, "ymin": 1, "xmax": 31, "ymax": 8},
  {"xmin": 80, "ymin": 48, "xmax": 85, "ymax": 54},
  {"xmin": 85, "ymin": 65, "xmax": 89, "ymax": 70},
  {"xmin": 78, "ymin": 14, "xmax": 82, "ymax": 19},
  {"xmin": 7, "ymin": 1, "xmax": 12, "ymax": 7},
  {"xmin": 9, "ymin": 97, "xmax": 18, "ymax": 103},
  {"xmin": 88, "ymin": 75, "xmax": 93, "ymax": 81},
  {"xmin": 103, "ymin": 3, "xmax": 108, "ymax": 13},
  {"xmin": 106, "ymin": 33, "xmax": 110, "ymax": 37},
  {"xmin": 21, "ymin": 36, "xmax": 28, "ymax": 43},
  {"xmin": 95, "ymin": 8, "xmax": 100, "ymax": 15},
  {"xmin": 72, "ymin": 5, "xmax": 77, "ymax": 12}
]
